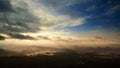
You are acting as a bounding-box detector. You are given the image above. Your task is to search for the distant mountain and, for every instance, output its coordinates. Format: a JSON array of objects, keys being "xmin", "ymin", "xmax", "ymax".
[{"xmin": 0, "ymin": 49, "xmax": 25, "ymax": 57}]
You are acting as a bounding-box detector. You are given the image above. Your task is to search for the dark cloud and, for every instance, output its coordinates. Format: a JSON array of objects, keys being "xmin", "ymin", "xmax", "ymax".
[
  {"xmin": 0, "ymin": 0, "xmax": 40, "ymax": 34},
  {"xmin": 0, "ymin": 0, "xmax": 13, "ymax": 12},
  {"xmin": 94, "ymin": 36, "xmax": 104, "ymax": 40},
  {"xmin": 0, "ymin": 35, "xmax": 5, "ymax": 40},
  {"xmin": 55, "ymin": 36, "xmax": 72, "ymax": 42},
  {"xmin": 8, "ymin": 33, "xmax": 37, "ymax": 40},
  {"xmin": 38, "ymin": 36, "xmax": 51, "ymax": 40}
]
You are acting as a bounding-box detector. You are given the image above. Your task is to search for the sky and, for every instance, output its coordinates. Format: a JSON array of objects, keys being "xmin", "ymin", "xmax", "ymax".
[{"xmin": 0, "ymin": 0, "xmax": 120, "ymax": 53}]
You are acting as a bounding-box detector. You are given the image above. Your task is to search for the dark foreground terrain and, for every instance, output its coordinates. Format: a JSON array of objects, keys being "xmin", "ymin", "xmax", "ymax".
[{"xmin": 1, "ymin": 50, "xmax": 120, "ymax": 68}]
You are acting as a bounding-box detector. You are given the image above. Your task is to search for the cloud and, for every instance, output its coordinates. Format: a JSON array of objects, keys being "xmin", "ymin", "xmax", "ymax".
[
  {"xmin": 0, "ymin": 0, "xmax": 13, "ymax": 12},
  {"xmin": 53, "ymin": 36, "xmax": 74, "ymax": 42},
  {"xmin": 0, "ymin": 35, "xmax": 5, "ymax": 40},
  {"xmin": 31, "ymin": 0, "xmax": 86, "ymax": 30},
  {"xmin": 0, "ymin": 0, "xmax": 40, "ymax": 33},
  {"xmin": 85, "ymin": 5, "xmax": 97, "ymax": 11},
  {"xmin": 106, "ymin": 4, "xmax": 120, "ymax": 15},
  {"xmin": 0, "ymin": 0, "xmax": 86, "ymax": 34},
  {"xmin": 94, "ymin": 36, "xmax": 104, "ymax": 40},
  {"xmin": 36, "ymin": 0, "xmax": 92, "ymax": 8},
  {"xmin": 8, "ymin": 33, "xmax": 36, "ymax": 40},
  {"xmin": 38, "ymin": 36, "xmax": 51, "ymax": 40},
  {"xmin": 36, "ymin": 0, "xmax": 92, "ymax": 17}
]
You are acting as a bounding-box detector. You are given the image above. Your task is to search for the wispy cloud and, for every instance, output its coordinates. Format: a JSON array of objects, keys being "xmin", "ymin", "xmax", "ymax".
[
  {"xmin": 38, "ymin": 36, "xmax": 51, "ymax": 40},
  {"xmin": 0, "ymin": 0, "xmax": 40, "ymax": 33},
  {"xmin": 94, "ymin": 36, "xmax": 104, "ymax": 40},
  {"xmin": 8, "ymin": 33, "xmax": 37, "ymax": 40},
  {"xmin": 85, "ymin": 5, "xmax": 97, "ymax": 11},
  {"xmin": 0, "ymin": 0, "xmax": 86, "ymax": 35},
  {"xmin": 106, "ymin": 4, "xmax": 120, "ymax": 15}
]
